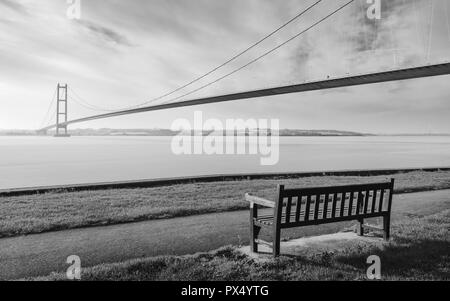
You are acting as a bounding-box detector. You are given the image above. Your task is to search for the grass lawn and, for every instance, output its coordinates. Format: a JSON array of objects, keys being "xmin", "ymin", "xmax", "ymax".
[
  {"xmin": 32, "ymin": 209, "xmax": 450, "ymax": 281},
  {"xmin": 1, "ymin": 170, "xmax": 450, "ymax": 238}
]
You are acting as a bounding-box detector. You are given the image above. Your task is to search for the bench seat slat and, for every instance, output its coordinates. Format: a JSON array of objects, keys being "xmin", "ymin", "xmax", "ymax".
[
  {"xmin": 254, "ymin": 238, "xmax": 273, "ymax": 247},
  {"xmin": 254, "ymin": 204, "xmax": 388, "ymax": 226},
  {"xmin": 254, "ymin": 209, "xmax": 388, "ymax": 226}
]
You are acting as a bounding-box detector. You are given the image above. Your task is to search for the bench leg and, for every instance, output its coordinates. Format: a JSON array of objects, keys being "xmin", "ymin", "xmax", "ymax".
[
  {"xmin": 273, "ymin": 226, "xmax": 281, "ymax": 257},
  {"xmin": 383, "ymin": 215, "xmax": 391, "ymax": 241},
  {"xmin": 251, "ymin": 225, "xmax": 261, "ymax": 253},
  {"xmin": 250, "ymin": 203, "xmax": 260, "ymax": 253},
  {"xmin": 356, "ymin": 218, "xmax": 364, "ymax": 236}
]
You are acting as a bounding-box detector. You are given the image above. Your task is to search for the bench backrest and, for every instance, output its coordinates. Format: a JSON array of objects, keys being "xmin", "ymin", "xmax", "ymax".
[{"xmin": 274, "ymin": 179, "xmax": 395, "ymax": 226}]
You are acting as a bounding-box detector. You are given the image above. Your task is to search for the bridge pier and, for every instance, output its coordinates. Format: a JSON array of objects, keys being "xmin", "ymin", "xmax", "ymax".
[{"xmin": 54, "ymin": 83, "xmax": 71, "ymax": 137}]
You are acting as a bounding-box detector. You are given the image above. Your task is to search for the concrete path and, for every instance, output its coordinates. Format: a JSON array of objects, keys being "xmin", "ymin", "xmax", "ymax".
[
  {"xmin": 238, "ymin": 232, "xmax": 385, "ymax": 261},
  {"xmin": 0, "ymin": 189, "xmax": 449, "ymax": 280}
]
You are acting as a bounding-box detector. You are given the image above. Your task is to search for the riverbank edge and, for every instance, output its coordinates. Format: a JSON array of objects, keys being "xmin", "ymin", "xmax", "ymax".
[
  {"xmin": 1, "ymin": 168, "xmax": 450, "ymax": 240},
  {"xmin": 2, "ymin": 167, "xmax": 450, "ymax": 197}
]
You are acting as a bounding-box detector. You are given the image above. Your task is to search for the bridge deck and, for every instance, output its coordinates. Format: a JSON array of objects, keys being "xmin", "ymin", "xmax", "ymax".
[{"xmin": 39, "ymin": 62, "xmax": 450, "ymax": 132}]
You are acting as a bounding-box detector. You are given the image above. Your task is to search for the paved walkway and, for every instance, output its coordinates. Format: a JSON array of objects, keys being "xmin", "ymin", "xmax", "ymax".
[{"xmin": 0, "ymin": 189, "xmax": 449, "ymax": 280}]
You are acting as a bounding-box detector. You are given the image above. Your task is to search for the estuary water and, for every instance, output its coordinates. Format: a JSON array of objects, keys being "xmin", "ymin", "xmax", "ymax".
[{"xmin": 1, "ymin": 135, "xmax": 450, "ymax": 189}]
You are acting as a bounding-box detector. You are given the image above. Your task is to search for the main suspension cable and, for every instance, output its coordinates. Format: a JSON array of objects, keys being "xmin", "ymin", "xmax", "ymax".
[{"xmin": 158, "ymin": 0, "xmax": 355, "ymax": 106}]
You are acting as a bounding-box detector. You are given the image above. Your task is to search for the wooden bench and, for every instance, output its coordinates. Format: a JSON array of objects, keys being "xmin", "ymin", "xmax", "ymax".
[{"xmin": 245, "ymin": 179, "xmax": 395, "ymax": 257}]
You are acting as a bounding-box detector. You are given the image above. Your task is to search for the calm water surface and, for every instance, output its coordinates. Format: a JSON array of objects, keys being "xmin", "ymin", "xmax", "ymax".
[{"xmin": 1, "ymin": 136, "xmax": 450, "ymax": 189}]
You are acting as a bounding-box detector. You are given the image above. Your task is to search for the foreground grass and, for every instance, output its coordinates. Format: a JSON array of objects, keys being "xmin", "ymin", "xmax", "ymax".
[
  {"xmin": 32, "ymin": 210, "xmax": 450, "ymax": 281},
  {"xmin": 1, "ymin": 171, "xmax": 450, "ymax": 238}
]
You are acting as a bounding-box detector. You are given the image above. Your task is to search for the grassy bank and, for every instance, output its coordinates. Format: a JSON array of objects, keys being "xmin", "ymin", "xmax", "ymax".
[
  {"xmin": 32, "ymin": 209, "xmax": 450, "ymax": 281},
  {"xmin": 1, "ymin": 170, "xmax": 450, "ymax": 238}
]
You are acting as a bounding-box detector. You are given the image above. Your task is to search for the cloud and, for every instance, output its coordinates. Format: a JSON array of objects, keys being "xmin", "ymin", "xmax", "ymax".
[
  {"xmin": 75, "ymin": 20, "xmax": 134, "ymax": 47},
  {"xmin": 0, "ymin": 0, "xmax": 449, "ymax": 132},
  {"xmin": 0, "ymin": 0, "xmax": 27, "ymax": 14}
]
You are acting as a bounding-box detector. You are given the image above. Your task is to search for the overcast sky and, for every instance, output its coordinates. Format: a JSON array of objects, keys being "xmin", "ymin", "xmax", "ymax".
[{"xmin": 1, "ymin": 0, "xmax": 449, "ymax": 133}]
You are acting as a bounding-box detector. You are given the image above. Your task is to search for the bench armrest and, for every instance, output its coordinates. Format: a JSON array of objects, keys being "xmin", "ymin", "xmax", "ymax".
[{"xmin": 245, "ymin": 193, "xmax": 275, "ymax": 208}]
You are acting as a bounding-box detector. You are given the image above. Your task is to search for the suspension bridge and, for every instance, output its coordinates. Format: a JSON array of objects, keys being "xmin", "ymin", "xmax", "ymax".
[{"xmin": 36, "ymin": 0, "xmax": 450, "ymax": 137}]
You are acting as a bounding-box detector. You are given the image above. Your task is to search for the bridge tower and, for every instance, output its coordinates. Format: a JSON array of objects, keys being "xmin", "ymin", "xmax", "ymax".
[{"xmin": 55, "ymin": 83, "xmax": 70, "ymax": 137}]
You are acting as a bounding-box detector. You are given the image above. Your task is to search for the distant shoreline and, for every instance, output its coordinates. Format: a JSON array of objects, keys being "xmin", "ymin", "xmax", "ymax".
[
  {"xmin": 0, "ymin": 128, "xmax": 368, "ymax": 137},
  {"xmin": 1, "ymin": 128, "xmax": 449, "ymax": 137}
]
